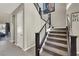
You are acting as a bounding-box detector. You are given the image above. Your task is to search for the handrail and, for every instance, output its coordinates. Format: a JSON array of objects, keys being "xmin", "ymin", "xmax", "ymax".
[
  {"xmin": 34, "ymin": 3, "xmax": 40, "ymax": 11},
  {"xmin": 33, "ymin": 3, "xmax": 41, "ymax": 16},
  {"xmin": 34, "ymin": 3, "xmax": 48, "ymax": 22},
  {"xmin": 34, "ymin": 3, "xmax": 53, "ymax": 27},
  {"xmin": 39, "ymin": 19, "xmax": 49, "ymax": 33}
]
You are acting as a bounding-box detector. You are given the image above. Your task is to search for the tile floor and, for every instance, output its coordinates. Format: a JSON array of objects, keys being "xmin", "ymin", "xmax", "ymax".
[{"xmin": 0, "ymin": 36, "xmax": 35, "ymax": 56}]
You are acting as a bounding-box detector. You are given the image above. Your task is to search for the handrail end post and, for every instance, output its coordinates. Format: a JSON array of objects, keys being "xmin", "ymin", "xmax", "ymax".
[
  {"xmin": 70, "ymin": 36, "xmax": 77, "ymax": 56},
  {"xmin": 35, "ymin": 33, "xmax": 40, "ymax": 56}
]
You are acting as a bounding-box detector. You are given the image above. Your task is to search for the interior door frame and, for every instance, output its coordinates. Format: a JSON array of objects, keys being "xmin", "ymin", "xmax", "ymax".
[
  {"xmin": 12, "ymin": 3, "xmax": 25, "ymax": 49},
  {"xmin": 12, "ymin": 15, "xmax": 16, "ymax": 44},
  {"xmin": 16, "ymin": 9, "xmax": 24, "ymax": 48}
]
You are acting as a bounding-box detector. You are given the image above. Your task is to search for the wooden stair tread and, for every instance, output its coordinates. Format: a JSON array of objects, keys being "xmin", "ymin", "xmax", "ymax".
[
  {"xmin": 48, "ymin": 33, "xmax": 67, "ymax": 36},
  {"xmin": 42, "ymin": 49, "xmax": 62, "ymax": 56},
  {"xmin": 46, "ymin": 40, "xmax": 67, "ymax": 48},
  {"xmin": 40, "ymin": 50, "xmax": 53, "ymax": 56},
  {"xmin": 43, "ymin": 45, "xmax": 68, "ymax": 56},
  {"xmin": 45, "ymin": 42, "xmax": 67, "ymax": 51},
  {"xmin": 47, "ymin": 36, "xmax": 67, "ymax": 41},
  {"xmin": 48, "ymin": 33, "xmax": 67, "ymax": 38},
  {"xmin": 47, "ymin": 37, "xmax": 67, "ymax": 44}
]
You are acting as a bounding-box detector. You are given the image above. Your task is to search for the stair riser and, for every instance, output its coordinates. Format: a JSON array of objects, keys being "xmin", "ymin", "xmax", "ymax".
[
  {"xmin": 45, "ymin": 42, "xmax": 68, "ymax": 51},
  {"xmin": 54, "ymin": 28, "xmax": 66, "ymax": 30},
  {"xmin": 47, "ymin": 38, "xmax": 67, "ymax": 44},
  {"xmin": 49, "ymin": 31, "xmax": 67, "ymax": 34}
]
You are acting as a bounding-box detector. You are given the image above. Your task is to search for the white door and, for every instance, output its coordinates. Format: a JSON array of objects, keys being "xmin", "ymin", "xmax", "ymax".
[{"xmin": 16, "ymin": 10, "xmax": 23, "ymax": 48}]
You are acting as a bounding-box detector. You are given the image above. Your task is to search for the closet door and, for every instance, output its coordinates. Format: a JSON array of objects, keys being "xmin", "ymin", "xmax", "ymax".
[{"xmin": 16, "ymin": 10, "xmax": 23, "ymax": 48}]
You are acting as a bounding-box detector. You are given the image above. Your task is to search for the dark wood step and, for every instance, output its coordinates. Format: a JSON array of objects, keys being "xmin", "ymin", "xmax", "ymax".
[
  {"xmin": 49, "ymin": 31, "xmax": 66, "ymax": 34},
  {"xmin": 47, "ymin": 36, "xmax": 67, "ymax": 41},
  {"xmin": 40, "ymin": 50, "xmax": 53, "ymax": 56},
  {"xmin": 43, "ymin": 45, "xmax": 68, "ymax": 56},
  {"xmin": 47, "ymin": 37, "xmax": 67, "ymax": 44},
  {"xmin": 48, "ymin": 33, "xmax": 67, "ymax": 38},
  {"xmin": 45, "ymin": 42, "xmax": 68, "ymax": 51},
  {"xmin": 43, "ymin": 48, "xmax": 62, "ymax": 56}
]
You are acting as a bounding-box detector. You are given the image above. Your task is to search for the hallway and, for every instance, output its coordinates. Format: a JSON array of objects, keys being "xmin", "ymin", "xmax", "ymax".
[{"xmin": 0, "ymin": 37, "xmax": 35, "ymax": 56}]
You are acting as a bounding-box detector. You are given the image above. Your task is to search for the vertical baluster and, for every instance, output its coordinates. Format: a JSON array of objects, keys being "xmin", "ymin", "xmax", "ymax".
[
  {"xmin": 48, "ymin": 13, "xmax": 51, "ymax": 28},
  {"xmin": 45, "ymin": 24, "xmax": 46, "ymax": 34},
  {"xmin": 39, "ymin": 7, "xmax": 41, "ymax": 16},
  {"xmin": 35, "ymin": 33, "xmax": 40, "ymax": 56}
]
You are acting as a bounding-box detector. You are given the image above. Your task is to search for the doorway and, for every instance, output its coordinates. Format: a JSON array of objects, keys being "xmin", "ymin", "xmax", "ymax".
[{"xmin": 16, "ymin": 9, "xmax": 24, "ymax": 49}]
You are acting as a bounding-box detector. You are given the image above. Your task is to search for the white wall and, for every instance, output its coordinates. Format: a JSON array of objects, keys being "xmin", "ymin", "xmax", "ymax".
[
  {"xmin": 10, "ymin": 3, "xmax": 45, "ymax": 51},
  {"xmin": 51, "ymin": 3, "xmax": 66, "ymax": 28},
  {"xmin": 24, "ymin": 3, "xmax": 45, "ymax": 50},
  {"xmin": 10, "ymin": 4, "xmax": 24, "ymax": 49},
  {"xmin": 0, "ymin": 14, "xmax": 10, "ymax": 24}
]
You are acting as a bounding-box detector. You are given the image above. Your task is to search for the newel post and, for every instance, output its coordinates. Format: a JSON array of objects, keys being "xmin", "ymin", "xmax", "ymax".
[
  {"xmin": 35, "ymin": 33, "xmax": 40, "ymax": 56},
  {"xmin": 70, "ymin": 36, "xmax": 77, "ymax": 56}
]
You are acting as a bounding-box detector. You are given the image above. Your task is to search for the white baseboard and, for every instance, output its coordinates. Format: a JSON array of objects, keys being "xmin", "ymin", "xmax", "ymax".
[
  {"xmin": 9, "ymin": 39, "xmax": 35, "ymax": 52},
  {"xmin": 23, "ymin": 44, "xmax": 35, "ymax": 51}
]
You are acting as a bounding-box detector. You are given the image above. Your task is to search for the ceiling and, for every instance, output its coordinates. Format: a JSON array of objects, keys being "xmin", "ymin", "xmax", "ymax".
[{"xmin": 0, "ymin": 3, "xmax": 20, "ymax": 15}]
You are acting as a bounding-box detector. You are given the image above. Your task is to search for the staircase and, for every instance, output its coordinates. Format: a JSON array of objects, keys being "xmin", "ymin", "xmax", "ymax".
[
  {"xmin": 40, "ymin": 28, "xmax": 68, "ymax": 56},
  {"xmin": 34, "ymin": 3, "xmax": 77, "ymax": 56}
]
